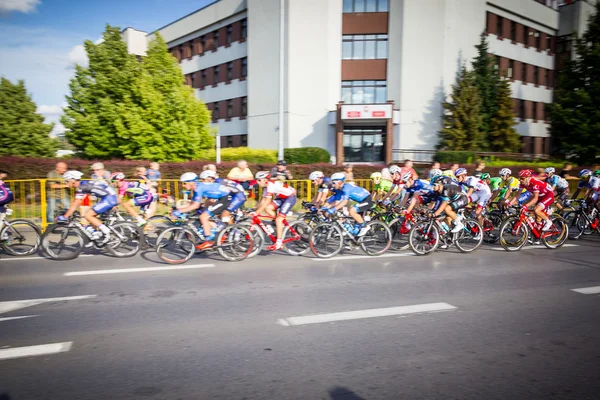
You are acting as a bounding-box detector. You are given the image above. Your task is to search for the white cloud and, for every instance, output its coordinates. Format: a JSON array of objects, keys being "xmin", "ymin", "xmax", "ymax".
[
  {"xmin": 37, "ymin": 104, "xmax": 63, "ymax": 116},
  {"xmin": 67, "ymin": 44, "xmax": 88, "ymax": 67},
  {"xmin": 0, "ymin": 0, "xmax": 40, "ymax": 14},
  {"xmin": 37, "ymin": 104, "xmax": 66, "ymax": 138}
]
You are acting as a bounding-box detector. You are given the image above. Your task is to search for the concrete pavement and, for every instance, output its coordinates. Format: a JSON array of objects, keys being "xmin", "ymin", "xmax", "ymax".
[{"xmin": 0, "ymin": 237, "xmax": 599, "ymax": 399}]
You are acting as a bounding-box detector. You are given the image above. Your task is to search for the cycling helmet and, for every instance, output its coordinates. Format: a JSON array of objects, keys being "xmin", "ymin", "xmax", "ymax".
[
  {"xmin": 480, "ymin": 172, "xmax": 491, "ymax": 180},
  {"xmin": 579, "ymin": 169, "xmax": 592, "ymax": 178},
  {"xmin": 401, "ymin": 172, "xmax": 412, "ymax": 182},
  {"xmin": 63, "ymin": 171, "xmax": 83, "ymax": 181},
  {"xmin": 442, "ymin": 170, "xmax": 455, "ymax": 178},
  {"xmin": 109, "ymin": 172, "xmax": 125, "ymax": 182},
  {"xmin": 389, "ymin": 165, "xmax": 401, "ymax": 174},
  {"xmin": 499, "ymin": 168, "xmax": 512, "ymax": 177},
  {"xmin": 255, "ymin": 171, "xmax": 270, "ymax": 179},
  {"xmin": 199, "ymin": 170, "xmax": 217, "ymax": 180},
  {"xmin": 431, "ymin": 176, "xmax": 451, "ymax": 186},
  {"xmin": 455, "ymin": 168, "xmax": 468, "ymax": 177},
  {"xmin": 429, "ymin": 168, "xmax": 442, "ymax": 178},
  {"xmin": 309, "ymin": 171, "xmax": 324, "ymax": 181},
  {"xmin": 180, "ymin": 172, "xmax": 198, "ymax": 182},
  {"xmin": 370, "ymin": 172, "xmax": 382, "ymax": 179},
  {"xmin": 331, "ymin": 172, "xmax": 346, "ymax": 181},
  {"xmin": 545, "ymin": 167, "xmax": 555, "ymax": 175},
  {"xmin": 518, "ymin": 169, "xmax": 533, "ymax": 178},
  {"xmin": 593, "ymin": 169, "xmax": 600, "ymax": 177}
]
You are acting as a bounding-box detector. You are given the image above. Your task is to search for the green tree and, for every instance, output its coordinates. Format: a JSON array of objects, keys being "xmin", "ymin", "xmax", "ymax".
[
  {"xmin": 550, "ymin": 1, "xmax": 600, "ymax": 164},
  {"xmin": 488, "ymin": 77, "xmax": 521, "ymax": 152},
  {"xmin": 0, "ymin": 78, "xmax": 59, "ymax": 157},
  {"xmin": 438, "ymin": 67, "xmax": 484, "ymax": 151},
  {"xmin": 471, "ymin": 32, "xmax": 500, "ymax": 149}
]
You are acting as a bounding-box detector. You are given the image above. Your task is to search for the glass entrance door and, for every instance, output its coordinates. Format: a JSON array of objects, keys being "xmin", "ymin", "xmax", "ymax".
[{"xmin": 343, "ymin": 127, "xmax": 385, "ymax": 162}]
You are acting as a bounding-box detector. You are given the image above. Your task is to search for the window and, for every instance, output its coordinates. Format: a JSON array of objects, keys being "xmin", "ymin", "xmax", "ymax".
[
  {"xmin": 521, "ymin": 62, "xmax": 527, "ymax": 82},
  {"xmin": 226, "ymin": 25, "xmax": 233, "ymax": 45},
  {"xmin": 497, "ymin": 16, "xmax": 503, "ymax": 37},
  {"xmin": 190, "ymin": 73, "xmax": 195, "ymax": 87},
  {"xmin": 510, "ymin": 21, "xmax": 516, "ymax": 41},
  {"xmin": 343, "ymin": 128, "xmax": 385, "ymax": 162},
  {"xmin": 213, "ymin": 103, "xmax": 220, "ymax": 120},
  {"xmin": 341, "ymin": 80, "xmax": 386, "ymax": 104},
  {"xmin": 533, "ymin": 66, "xmax": 539, "ymax": 85},
  {"xmin": 545, "ymin": 69, "xmax": 551, "ymax": 87},
  {"xmin": 178, "ymin": 44, "xmax": 184, "ymax": 58},
  {"xmin": 213, "ymin": 30, "xmax": 219, "ymax": 48},
  {"xmin": 188, "ymin": 41, "xmax": 194, "ymax": 58},
  {"xmin": 519, "ymin": 99, "xmax": 525, "ymax": 119},
  {"xmin": 494, "ymin": 55, "xmax": 500, "ymax": 71},
  {"xmin": 343, "ymin": 0, "xmax": 388, "ymax": 12},
  {"xmin": 533, "ymin": 101, "xmax": 538, "ymax": 120},
  {"xmin": 241, "ymin": 58, "xmax": 247, "ymax": 77},
  {"xmin": 534, "ymin": 30, "xmax": 541, "ymax": 49},
  {"xmin": 342, "ymin": 34, "xmax": 388, "ymax": 60},
  {"xmin": 242, "ymin": 97, "xmax": 247, "ymax": 117},
  {"xmin": 201, "ymin": 70, "xmax": 207, "ymax": 87},
  {"xmin": 241, "ymin": 19, "xmax": 247, "ymax": 38},
  {"xmin": 227, "ymin": 62, "xmax": 233, "ymax": 80},
  {"xmin": 544, "ymin": 103, "xmax": 551, "ymax": 121},
  {"xmin": 508, "ymin": 59, "xmax": 513, "ymax": 78},
  {"xmin": 241, "ymin": 135, "xmax": 248, "ymax": 147},
  {"xmin": 227, "ymin": 99, "xmax": 233, "ymax": 118},
  {"xmin": 546, "ymin": 35, "xmax": 552, "ymax": 52},
  {"xmin": 201, "ymin": 35, "xmax": 206, "ymax": 52},
  {"xmin": 214, "ymin": 66, "xmax": 220, "ymax": 84}
]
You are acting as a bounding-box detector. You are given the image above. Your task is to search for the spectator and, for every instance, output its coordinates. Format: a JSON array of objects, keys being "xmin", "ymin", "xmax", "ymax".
[
  {"xmin": 536, "ymin": 168, "xmax": 547, "ymax": 179},
  {"xmin": 46, "ymin": 161, "xmax": 70, "ymax": 222},
  {"xmin": 270, "ymin": 160, "xmax": 293, "ymax": 181},
  {"xmin": 474, "ymin": 161, "xmax": 486, "ymax": 174},
  {"xmin": 427, "ymin": 161, "xmax": 441, "ymax": 178},
  {"xmin": 203, "ymin": 164, "xmax": 217, "ymax": 172},
  {"xmin": 559, "ymin": 162, "xmax": 573, "ymax": 179},
  {"xmin": 135, "ymin": 166, "xmax": 151, "ymax": 184},
  {"xmin": 400, "ymin": 159, "xmax": 418, "ymax": 179},
  {"xmin": 449, "ymin": 163, "xmax": 459, "ymax": 174},
  {"xmin": 147, "ymin": 162, "xmax": 161, "ymax": 184},
  {"xmin": 227, "ymin": 160, "xmax": 254, "ymax": 190},
  {"xmin": 381, "ymin": 163, "xmax": 393, "ymax": 180},
  {"xmin": 343, "ymin": 164, "xmax": 355, "ymax": 184},
  {"xmin": 90, "ymin": 162, "xmax": 110, "ymax": 180}
]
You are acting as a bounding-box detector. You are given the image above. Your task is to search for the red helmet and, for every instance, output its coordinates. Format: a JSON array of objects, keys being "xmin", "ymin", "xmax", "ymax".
[{"xmin": 518, "ymin": 169, "xmax": 533, "ymax": 178}]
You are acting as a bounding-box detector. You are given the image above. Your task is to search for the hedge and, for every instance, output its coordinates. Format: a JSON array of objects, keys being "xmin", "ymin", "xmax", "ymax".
[
  {"xmin": 434, "ymin": 151, "xmax": 476, "ymax": 164},
  {"xmin": 197, "ymin": 147, "xmax": 278, "ymax": 164},
  {"xmin": 284, "ymin": 147, "xmax": 331, "ymax": 164}
]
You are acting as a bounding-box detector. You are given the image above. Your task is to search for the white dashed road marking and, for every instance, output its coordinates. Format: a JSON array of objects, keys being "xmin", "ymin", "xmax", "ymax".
[
  {"xmin": 571, "ymin": 286, "xmax": 600, "ymax": 295},
  {"xmin": 64, "ymin": 264, "xmax": 216, "ymax": 276},
  {"xmin": 0, "ymin": 295, "xmax": 97, "ymax": 314},
  {"xmin": 311, "ymin": 253, "xmax": 413, "ymax": 262},
  {"xmin": 0, "ymin": 342, "xmax": 72, "ymax": 361}
]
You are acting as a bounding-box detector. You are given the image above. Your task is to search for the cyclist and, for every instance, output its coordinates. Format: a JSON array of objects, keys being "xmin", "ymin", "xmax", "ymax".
[
  {"xmin": 201, "ymin": 170, "xmax": 247, "ymax": 220},
  {"xmin": 429, "ymin": 175, "xmax": 469, "ymax": 233},
  {"xmin": 308, "ymin": 171, "xmax": 333, "ymax": 207},
  {"xmin": 442, "ymin": 169, "xmax": 458, "ymax": 183},
  {"xmin": 545, "ymin": 167, "xmax": 569, "ymax": 211},
  {"xmin": 252, "ymin": 171, "xmax": 297, "ymax": 251},
  {"xmin": 572, "ymin": 169, "xmax": 600, "ymax": 212},
  {"xmin": 499, "ymin": 168, "xmax": 520, "ymax": 202},
  {"xmin": 321, "ymin": 172, "xmax": 373, "ymax": 236},
  {"xmin": 0, "ymin": 170, "xmax": 14, "ymax": 213},
  {"xmin": 510, "ymin": 169, "xmax": 554, "ymax": 231},
  {"xmin": 455, "ymin": 168, "xmax": 492, "ymax": 226},
  {"xmin": 380, "ymin": 165, "xmax": 404, "ymax": 204},
  {"xmin": 58, "ymin": 170, "xmax": 118, "ymax": 245},
  {"xmin": 370, "ymin": 172, "xmax": 393, "ymax": 202},
  {"xmin": 400, "ymin": 172, "xmax": 433, "ymax": 208},
  {"xmin": 110, "ymin": 172, "xmax": 154, "ymax": 226},
  {"xmin": 481, "ymin": 173, "xmax": 503, "ymax": 201}
]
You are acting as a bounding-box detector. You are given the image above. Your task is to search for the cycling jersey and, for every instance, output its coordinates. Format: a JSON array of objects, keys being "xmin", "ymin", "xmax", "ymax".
[
  {"xmin": 119, "ymin": 181, "xmax": 151, "ymax": 197},
  {"xmin": 318, "ymin": 177, "xmax": 334, "ymax": 193},
  {"xmin": 488, "ymin": 177, "xmax": 502, "ymax": 191},
  {"xmin": 373, "ymin": 179, "xmax": 393, "ymax": 193},
  {"xmin": 463, "ymin": 176, "xmax": 491, "ymax": 193},
  {"xmin": 75, "ymin": 180, "xmax": 117, "ymax": 200},
  {"xmin": 546, "ymin": 175, "xmax": 569, "ymax": 190},
  {"xmin": 437, "ymin": 184, "xmax": 464, "ymax": 202},
  {"xmin": 521, "ymin": 177, "xmax": 554, "ymax": 210},
  {"xmin": 264, "ymin": 180, "xmax": 296, "ymax": 199},
  {"xmin": 0, "ymin": 180, "xmax": 14, "ymax": 212},
  {"xmin": 501, "ymin": 177, "xmax": 520, "ymax": 190},
  {"xmin": 329, "ymin": 183, "xmax": 370, "ymax": 203},
  {"xmin": 405, "ymin": 179, "xmax": 432, "ymax": 196},
  {"xmin": 191, "ymin": 182, "xmax": 231, "ymax": 202}
]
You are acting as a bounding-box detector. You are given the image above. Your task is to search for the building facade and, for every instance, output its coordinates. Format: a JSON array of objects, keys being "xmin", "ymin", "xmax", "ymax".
[{"xmin": 125, "ymin": 0, "xmax": 573, "ymax": 164}]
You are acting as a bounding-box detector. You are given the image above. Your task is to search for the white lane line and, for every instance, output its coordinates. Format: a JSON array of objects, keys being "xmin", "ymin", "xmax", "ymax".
[
  {"xmin": 64, "ymin": 264, "xmax": 216, "ymax": 276},
  {"xmin": 0, "ymin": 315, "xmax": 38, "ymax": 322},
  {"xmin": 571, "ymin": 286, "xmax": 600, "ymax": 295},
  {"xmin": 0, "ymin": 295, "xmax": 97, "ymax": 314},
  {"xmin": 0, "ymin": 342, "xmax": 72, "ymax": 361},
  {"xmin": 488, "ymin": 243, "xmax": 579, "ymax": 251},
  {"xmin": 277, "ymin": 302, "xmax": 457, "ymax": 327},
  {"xmin": 311, "ymin": 253, "xmax": 414, "ymax": 262},
  {"xmin": 2, "ymin": 254, "xmax": 95, "ymax": 261}
]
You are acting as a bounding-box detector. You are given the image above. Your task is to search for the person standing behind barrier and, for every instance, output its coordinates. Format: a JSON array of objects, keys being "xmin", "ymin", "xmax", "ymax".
[
  {"xmin": 270, "ymin": 160, "xmax": 293, "ymax": 181},
  {"xmin": 46, "ymin": 161, "xmax": 70, "ymax": 222},
  {"xmin": 343, "ymin": 164, "xmax": 355, "ymax": 185},
  {"xmin": 227, "ymin": 160, "xmax": 254, "ymax": 190}
]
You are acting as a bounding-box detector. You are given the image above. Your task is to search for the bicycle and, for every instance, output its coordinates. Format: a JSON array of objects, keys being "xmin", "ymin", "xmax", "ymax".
[
  {"xmin": 239, "ymin": 213, "xmax": 312, "ymax": 258},
  {"xmin": 308, "ymin": 212, "xmax": 392, "ymax": 259},
  {"xmin": 498, "ymin": 207, "xmax": 568, "ymax": 251},
  {"xmin": 0, "ymin": 205, "xmax": 41, "ymax": 256},
  {"xmin": 561, "ymin": 199, "xmax": 600, "ymax": 239},
  {"xmin": 408, "ymin": 212, "xmax": 483, "ymax": 256},
  {"xmin": 41, "ymin": 212, "xmax": 144, "ymax": 260}
]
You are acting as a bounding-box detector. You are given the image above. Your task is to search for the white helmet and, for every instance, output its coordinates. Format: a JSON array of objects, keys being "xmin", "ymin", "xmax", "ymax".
[
  {"xmin": 389, "ymin": 165, "xmax": 401, "ymax": 174},
  {"xmin": 255, "ymin": 171, "xmax": 270, "ymax": 179},
  {"xmin": 63, "ymin": 171, "xmax": 83, "ymax": 181},
  {"xmin": 429, "ymin": 168, "xmax": 442, "ymax": 178},
  {"xmin": 199, "ymin": 170, "xmax": 217, "ymax": 179},
  {"xmin": 331, "ymin": 172, "xmax": 346, "ymax": 181},
  {"xmin": 309, "ymin": 171, "xmax": 324, "ymax": 181},
  {"xmin": 545, "ymin": 167, "xmax": 555, "ymax": 175},
  {"xmin": 499, "ymin": 168, "xmax": 512, "ymax": 177},
  {"xmin": 180, "ymin": 172, "xmax": 198, "ymax": 182},
  {"xmin": 401, "ymin": 172, "xmax": 412, "ymax": 182}
]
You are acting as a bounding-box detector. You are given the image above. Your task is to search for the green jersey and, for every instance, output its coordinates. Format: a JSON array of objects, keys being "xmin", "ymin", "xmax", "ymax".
[
  {"xmin": 374, "ymin": 179, "xmax": 393, "ymax": 193},
  {"xmin": 488, "ymin": 177, "xmax": 502, "ymax": 191}
]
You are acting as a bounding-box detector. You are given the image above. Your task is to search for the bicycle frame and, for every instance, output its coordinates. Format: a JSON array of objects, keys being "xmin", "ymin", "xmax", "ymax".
[
  {"xmin": 250, "ymin": 215, "xmax": 300, "ymax": 244},
  {"xmin": 512, "ymin": 210, "xmax": 557, "ymax": 239}
]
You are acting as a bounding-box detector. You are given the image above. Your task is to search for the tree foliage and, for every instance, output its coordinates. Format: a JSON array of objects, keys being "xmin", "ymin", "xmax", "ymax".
[
  {"xmin": 488, "ymin": 77, "xmax": 521, "ymax": 152},
  {"xmin": 0, "ymin": 78, "xmax": 59, "ymax": 157},
  {"xmin": 472, "ymin": 33, "xmax": 500, "ymax": 147},
  {"xmin": 550, "ymin": 1, "xmax": 600, "ymax": 164},
  {"xmin": 438, "ymin": 67, "xmax": 484, "ymax": 151},
  {"xmin": 63, "ymin": 25, "xmax": 213, "ymax": 162}
]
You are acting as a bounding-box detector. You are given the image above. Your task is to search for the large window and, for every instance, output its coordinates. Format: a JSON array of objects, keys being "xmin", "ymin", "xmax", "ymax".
[
  {"xmin": 213, "ymin": 103, "xmax": 220, "ymax": 120},
  {"xmin": 227, "ymin": 62, "xmax": 233, "ymax": 80},
  {"xmin": 497, "ymin": 16, "xmax": 503, "ymax": 37},
  {"xmin": 241, "ymin": 19, "xmax": 247, "ymax": 38},
  {"xmin": 213, "ymin": 30, "xmax": 219, "ymax": 48},
  {"xmin": 341, "ymin": 80, "xmax": 386, "ymax": 104},
  {"xmin": 227, "ymin": 100, "xmax": 233, "ymax": 118},
  {"xmin": 241, "ymin": 97, "xmax": 247, "ymax": 117},
  {"xmin": 214, "ymin": 66, "xmax": 220, "ymax": 84},
  {"xmin": 507, "ymin": 59, "xmax": 513, "ymax": 78},
  {"xmin": 226, "ymin": 25, "xmax": 233, "ymax": 45},
  {"xmin": 343, "ymin": 128, "xmax": 385, "ymax": 162},
  {"xmin": 343, "ymin": 0, "xmax": 388, "ymax": 13},
  {"xmin": 241, "ymin": 57, "xmax": 247, "ymax": 77},
  {"xmin": 342, "ymin": 35, "xmax": 387, "ymax": 60}
]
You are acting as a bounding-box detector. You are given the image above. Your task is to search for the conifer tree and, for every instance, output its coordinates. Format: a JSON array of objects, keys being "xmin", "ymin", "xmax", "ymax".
[
  {"xmin": 488, "ymin": 77, "xmax": 521, "ymax": 152},
  {"xmin": 472, "ymin": 33, "xmax": 500, "ymax": 149}
]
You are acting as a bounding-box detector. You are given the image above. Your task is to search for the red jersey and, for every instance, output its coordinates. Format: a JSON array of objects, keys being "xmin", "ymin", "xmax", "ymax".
[{"xmin": 521, "ymin": 178, "xmax": 553, "ymax": 198}]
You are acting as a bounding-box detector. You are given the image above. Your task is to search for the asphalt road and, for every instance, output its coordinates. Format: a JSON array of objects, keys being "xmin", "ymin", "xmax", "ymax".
[{"xmin": 1, "ymin": 236, "xmax": 599, "ymax": 400}]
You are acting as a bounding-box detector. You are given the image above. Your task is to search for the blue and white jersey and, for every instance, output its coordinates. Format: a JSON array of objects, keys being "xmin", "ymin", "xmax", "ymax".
[
  {"xmin": 318, "ymin": 177, "xmax": 333, "ymax": 193},
  {"xmin": 328, "ymin": 183, "xmax": 370, "ymax": 203},
  {"xmin": 75, "ymin": 180, "xmax": 117, "ymax": 200},
  {"xmin": 406, "ymin": 179, "xmax": 432, "ymax": 196},
  {"xmin": 546, "ymin": 175, "xmax": 569, "ymax": 190},
  {"xmin": 191, "ymin": 182, "xmax": 232, "ymax": 202}
]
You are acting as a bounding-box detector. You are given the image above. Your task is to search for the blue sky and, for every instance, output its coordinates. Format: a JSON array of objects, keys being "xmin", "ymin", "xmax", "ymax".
[{"xmin": 0, "ymin": 0, "xmax": 215, "ymax": 135}]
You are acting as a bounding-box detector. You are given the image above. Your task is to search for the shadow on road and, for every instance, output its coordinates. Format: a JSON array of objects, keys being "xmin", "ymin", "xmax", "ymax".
[
  {"xmin": 0, "ymin": 393, "xmax": 12, "ymax": 400},
  {"xmin": 328, "ymin": 386, "xmax": 367, "ymax": 400}
]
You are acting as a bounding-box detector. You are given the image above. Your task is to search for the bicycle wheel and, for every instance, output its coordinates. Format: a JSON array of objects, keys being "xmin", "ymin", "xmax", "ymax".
[
  {"xmin": 574, "ymin": 214, "xmax": 594, "ymax": 237},
  {"xmin": 216, "ymin": 224, "xmax": 254, "ymax": 262},
  {"xmin": 143, "ymin": 215, "xmax": 174, "ymax": 248},
  {"xmin": 156, "ymin": 226, "xmax": 196, "ymax": 264},
  {"xmin": 359, "ymin": 220, "xmax": 392, "ymax": 256},
  {"xmin": 387, "ymin": 217, "xmax": 410, "ymax": 251},
  {"xmin": 105, "ymin": 222, "xmax": 143, "ymax": 258},
  {"xmin": 1, "ymin": 219, "xmax": 41, "ymax": 256},
  {"xmin": 41, "ymin": 224, "xmax": 85, "ymax": 260},
  {"xmin": 454, "ymin": 219, "xmax": 484, "ymax": 253},
  {"xmin": 498, "ymin": 216, "xmax": 528, "ymax": 251},
  {"xmin": 239, "ymin": 221, "xmax": 265, "ymax": 258},
  {"xmin": 283, "ymin": 220, "xmax": 312, "ymax": 256},
  {"xmin": 542, "ymin": 216, "xmax": 568, "ymax": 249},
  {"xmin": 309, "ymin": 222, "xmax": 344, "ymax": 259},
  {"xmin": 408, "ymin": 220, "xmax": 440, "ymax": 256},
  {"xmin": 483, "ymin": 211, "xmax": 502, "ymax": 244}
]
